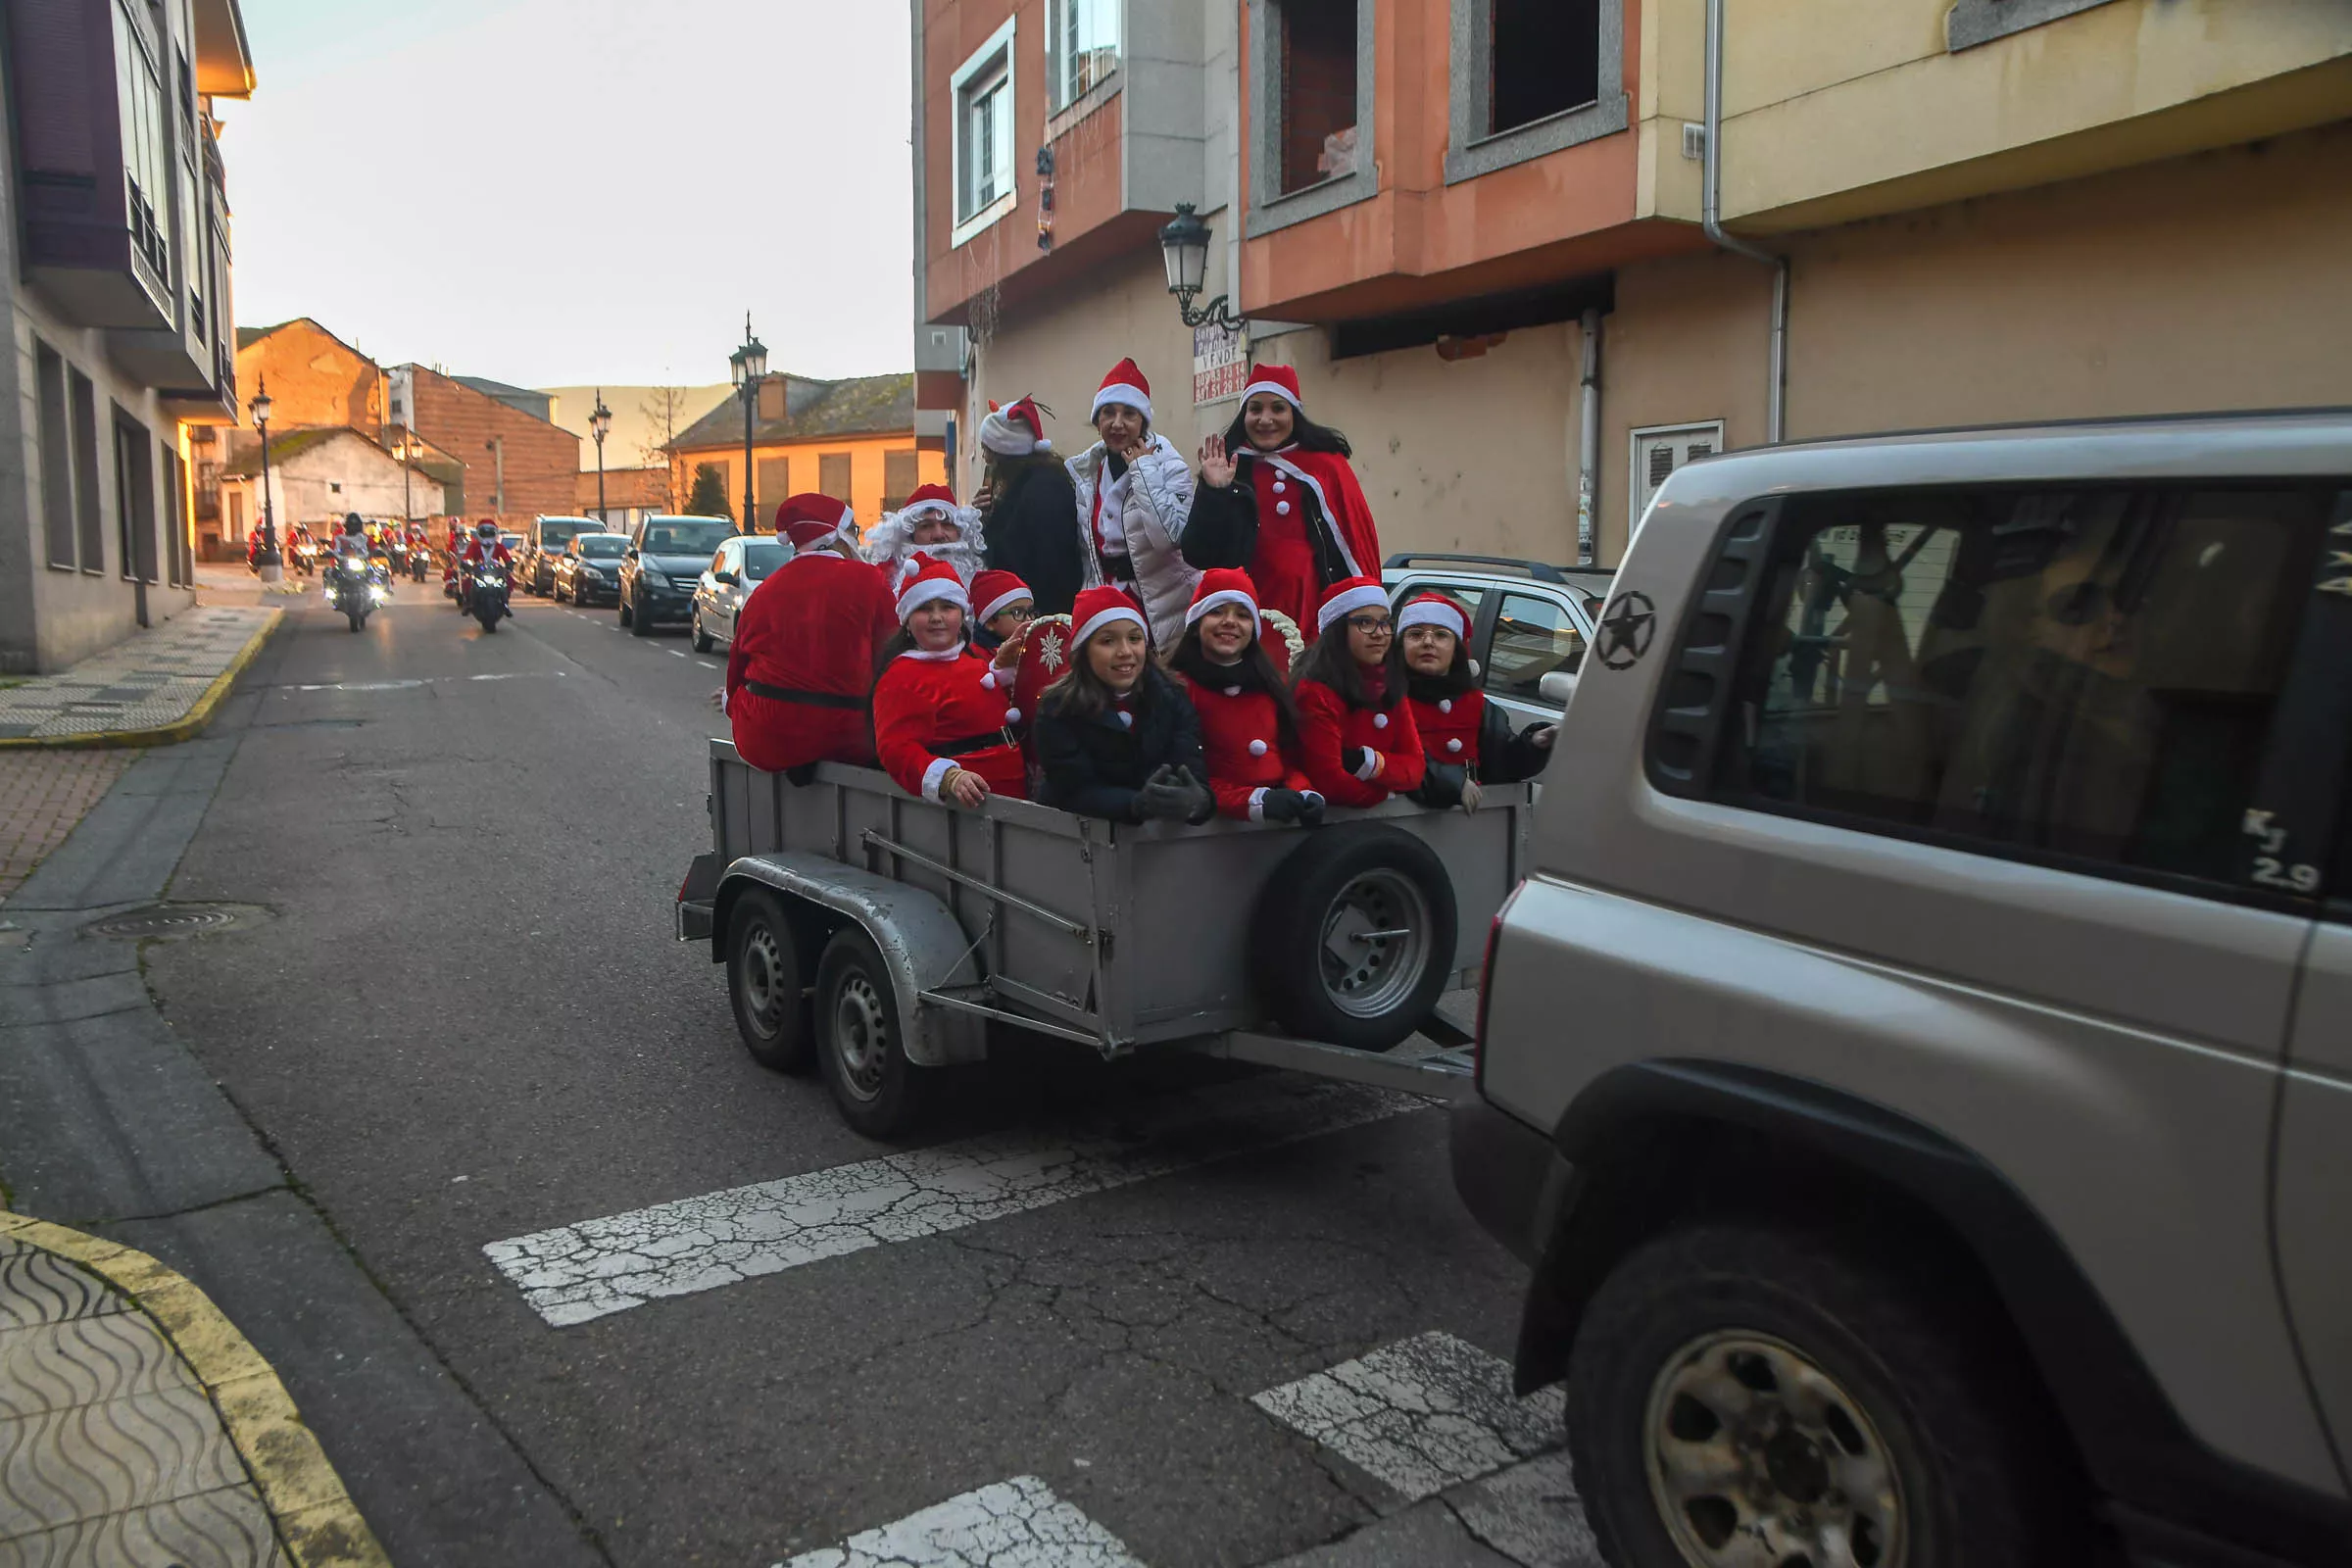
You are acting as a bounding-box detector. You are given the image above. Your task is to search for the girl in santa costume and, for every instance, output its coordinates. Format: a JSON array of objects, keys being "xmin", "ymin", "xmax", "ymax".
[
  {"xmin": 1289, "ymin": 577, "xmax": 1426, "ymax": 808},
  {"xmin": 870, "ymin": 559, "xmax": 1028, "ymax": 808},
  {"xmin": 723, "ymin": 494, "xmax": 901, "ymax": 780},
  {"xmin": 968, "ymin": 569, "xmax": 1036, "ymax": 654},
  {"xmin": 976, "ymin": 397, "xmax": 1083, "ymax": 617},
  {"xmin": 1394, "ymin": 593, "xmax": 1556, "ymax": 812},
  {"xmin": 1033, "ymin": 586, "xmax": 1214, "ymax": 824},
  {"xmin": 1184, "ymin": 366, "xmax": 1381, "ymax": 642},
  {"xmin": 1064, "ymin": 359, "xmax": 1200, "ymax": 650},
  {"xmin": 1169, "ymin": 569, "xmax": 1324, "ymax": 826},
  {"xmin": 863, "ymin": 483, "xmax": 986, "ymax": 594}
]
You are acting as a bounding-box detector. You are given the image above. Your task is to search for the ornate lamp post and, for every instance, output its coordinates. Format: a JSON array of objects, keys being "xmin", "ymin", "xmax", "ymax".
[
  {"xmin": 590, "ymin": 390, "xmax": 612, "ymax": 525},
  {"xmin": 728, "ymin": 315, "xmax": 768, "ymax": 531},
  {"xmin": 1156, "ymin": 203, "xmax": 1243, "ymax": 332},
  {"xmin": 251, "ymin": 376, "xmax": 281, "ymax": 583}
]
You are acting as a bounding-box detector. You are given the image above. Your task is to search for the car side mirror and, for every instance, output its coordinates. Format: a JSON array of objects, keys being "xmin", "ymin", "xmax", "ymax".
[
  {"xmin": 713, "ymin": 569, "xmax": 738, "ymax": 586},
  {"xmin": 1539, "ymin": 671, "xmax": 1578, "ymax": 706}
]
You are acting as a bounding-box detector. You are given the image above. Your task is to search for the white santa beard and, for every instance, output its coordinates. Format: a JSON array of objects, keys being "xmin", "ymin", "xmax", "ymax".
[{"xmin": 906, "ymin": 540, "xmax": 982, "ymax": 584}]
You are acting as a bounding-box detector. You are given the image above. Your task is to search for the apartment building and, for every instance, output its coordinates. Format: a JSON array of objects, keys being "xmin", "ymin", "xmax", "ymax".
[
  {"xmin": 912, "ymin": 0, "xmax": 2352, "ymax": 568},
  {"xmin": 0, "ymin": 0, "xmax": 255, "ymax": 672},
  {"xmin": 667, "ymin": 373, "xmax": 944, "ymax": 531},
  {"xmin": 388, "ymin": 364, "xmax": 579, "ymax": 522}
]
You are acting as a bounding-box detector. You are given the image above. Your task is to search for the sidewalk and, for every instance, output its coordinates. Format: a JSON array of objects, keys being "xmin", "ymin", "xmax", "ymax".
[
  {"xmin": 0, "ymin": 1214, "xmax": 387, "ymax": 1566},
  {"xmin": 0, "ymin": 606, "xmax": 278, "ymax": 748}
]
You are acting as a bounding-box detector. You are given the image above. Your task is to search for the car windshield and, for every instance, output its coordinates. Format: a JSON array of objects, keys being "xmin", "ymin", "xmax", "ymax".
[
  {"xmin": 575, "ymin": 536, "xmax": 626, "ymax": 559},
  {"xmin": 645, "ymin": 520, "xmax": 736, "ymax": 553},
  {"xmin": 540, "ymin": 522, "xmax": 586, "ymax": 547},
  {"xmin": 742, "ymin": 542, "xmax": 789, "ymax": 581}
]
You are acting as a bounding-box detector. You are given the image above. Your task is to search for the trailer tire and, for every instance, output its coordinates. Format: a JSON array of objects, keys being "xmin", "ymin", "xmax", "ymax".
[
  {"xmin": 726, "ymin": 889, "xmax": 813, "ymax": 1074},
  {"xmin": 816, "ymin": 927, "xmax": 925, "ymax": 1139},
  {"xmin": 1250, "ymin": 824, "xmax": 1457, "ymax": 1052}
]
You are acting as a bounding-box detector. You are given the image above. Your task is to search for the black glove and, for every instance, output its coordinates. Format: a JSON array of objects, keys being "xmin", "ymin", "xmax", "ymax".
[
  {"xmin": 1298, "ymin": 793, "xmax": 1325, "ymax": 828},
  {"xmin": 1171, "ymin": 766, "xmax": 1214, "ymax": 824},
  {"xmin": 1259, "ymin": 788, "xmax": 1306, "ymax": 823},
  {"xmin": 1134, "ymin": 764, "xmax": 1195, "ymax": 821}
]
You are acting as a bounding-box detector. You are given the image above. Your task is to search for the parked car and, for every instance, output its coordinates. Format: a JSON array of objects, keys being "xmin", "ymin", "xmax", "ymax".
[
  {"xmin": 1454, "ymin": 411, "xmax": 2352, "ymax": 1568},
  {"xmin": 516, "ymin": 515, "xmax": 600, "ymax": 596},
  {"xmin": 1380, "ymin": 553, "xmax": 1611, "ymax": 726},
  {"xmin": 553, "ymin": 533, "xmax": 629, "ymax": 607},
  {"xmin": 618, "ymin": 515, "xmax": 738, "ymax": 636},
  {"xmin": 689, "ymin": 536, "xmax": 791, "ymax": 653}
]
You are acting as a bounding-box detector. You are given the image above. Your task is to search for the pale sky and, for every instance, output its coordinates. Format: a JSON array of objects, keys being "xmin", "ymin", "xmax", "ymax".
[{"xmin": 219, "ymin": 0, "xmax": 916, "ymax": 388}]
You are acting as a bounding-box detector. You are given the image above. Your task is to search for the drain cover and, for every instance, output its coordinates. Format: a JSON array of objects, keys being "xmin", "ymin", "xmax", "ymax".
[{"xmin": 82, "ymin": 903, "xmax": 273, "ymax": 942}]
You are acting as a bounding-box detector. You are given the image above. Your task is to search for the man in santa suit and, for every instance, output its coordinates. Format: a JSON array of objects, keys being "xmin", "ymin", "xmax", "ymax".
[
  {"xmin": 862, "ymin": 482, "xmax": 986, "ymax": 594},
  {"xmin": 723, "ymin": 493, "xmax": 900, "ymax": 781}
]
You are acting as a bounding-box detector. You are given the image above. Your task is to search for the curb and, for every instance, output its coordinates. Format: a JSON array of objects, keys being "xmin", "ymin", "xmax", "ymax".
[
  {"xmin": 0, "ymin": 609, "xmax": 281, "ymax": 752},
  {"xmin": 0, "ymin": 1209, "xmax": 392, "ymax": 1567}
]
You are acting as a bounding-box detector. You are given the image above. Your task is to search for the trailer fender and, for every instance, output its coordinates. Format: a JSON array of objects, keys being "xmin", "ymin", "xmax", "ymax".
[{"xmin": 713, "ymin": 852, "xmax": 987, "ymax": 1067}]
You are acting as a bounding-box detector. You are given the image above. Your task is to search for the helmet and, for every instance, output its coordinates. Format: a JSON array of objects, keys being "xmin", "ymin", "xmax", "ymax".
[
  {"xmin": 475, "ymin": 520, "xmax": 499, "ymax": 539},
  {"xmin": 344, "ymin": 512, "xmax": 365, "ymax": 533}
]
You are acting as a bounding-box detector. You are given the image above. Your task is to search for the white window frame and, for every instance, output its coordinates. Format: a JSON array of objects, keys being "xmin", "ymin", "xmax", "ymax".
[
  {"xmin": 1046, "ymin": 0, "xmax": 1119, "ymax": 116},
  {"xmin": 1629, "ymin": 420, "xmax": 1725, "ymax": 537},
  {"xmin": 950, "ymin": 17, "xmax": 1019, "ymax": 248}
]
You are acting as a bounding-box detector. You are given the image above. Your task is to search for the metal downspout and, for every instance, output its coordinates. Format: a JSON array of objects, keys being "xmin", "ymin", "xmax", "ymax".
[
  {"xmin": 1576, "ymin": 307, "xmax": 1601, "ymax": 565},
  {"xmin": 1702, "ymin": 0, "xmax": 1787, "ymax": 444}
]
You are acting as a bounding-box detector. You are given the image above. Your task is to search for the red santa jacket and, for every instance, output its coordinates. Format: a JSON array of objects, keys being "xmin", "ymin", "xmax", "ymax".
[
  {"xmin": 461, "ymin": 538, "xmax": 512, "ymax": 566},
  {"xmin": 726, "ymin": 550, "xmax": 900, "ymax": 774},
  {"xmin": 1294, "ymin": 671, "xmax": 1425, "ymax": 808},
  {"xmin": 1408, "ymin": 688, "xmax": 1486, "ymax": 768},
  {"xmin": 870, "ymin": 646, "xmax": 1028, "ymax": 802},
  {"xmin": 1241, "ymin": 449, "xmax": 1381, "ymax": 641},
  {"xmin": 1182, "ymin": 674, "xmax": 1311, "ymax": 820}
]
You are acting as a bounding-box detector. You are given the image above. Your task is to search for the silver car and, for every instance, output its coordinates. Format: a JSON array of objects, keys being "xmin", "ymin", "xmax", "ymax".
[
  {"xmin": 689, "ymin": 535, "xmax": 791, "ymax": 654},
  {"xmin": 1455, "ymin": 412, "xmax": 2352, "ymax": 1568}
]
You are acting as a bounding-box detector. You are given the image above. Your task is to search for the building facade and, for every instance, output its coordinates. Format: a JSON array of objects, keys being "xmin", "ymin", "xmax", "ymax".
[
  {"xmin": 666, "ymin": 372, "xmax": 945, "ymax": 532},
  {"xmin": 911, "ymin": 0, "xmax": 2352, "ymax": 571},
  {"xmin": 214, "ymin": 426, "xmax": 450, "ymax": 540},
  {"xmin": 0, "ymin": 0, "xmax": 255, "ymax": 672},
  {"xmin": 390, "ymin": 364, "xmax": 579, "ymax": 523}
]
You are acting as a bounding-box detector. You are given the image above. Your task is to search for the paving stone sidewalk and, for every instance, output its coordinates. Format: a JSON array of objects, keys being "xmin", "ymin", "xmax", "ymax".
[
  {"xmin": 0, "ymin": 609, "xmax": 276, "ymax": 745},
  {"xmin": 0, "ymin": 754, "xmax": 139, "ymax": 902}
]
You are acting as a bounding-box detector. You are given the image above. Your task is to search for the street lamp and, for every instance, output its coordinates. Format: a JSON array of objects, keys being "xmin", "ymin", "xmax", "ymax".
[
  {"xmin": 251, "ymin": 375, "xmax": 281, "ymax": 582},
  {"xmin": 729, "ymin": 314, "xmax": 767, "ymax": 531},
  {"xmin": 1157, "ymin": 203, "xmax": 1243, "ymax": 332},
  {"xmin": 590, "ymin": 390, "xmax": 612, "ymax": 525}
]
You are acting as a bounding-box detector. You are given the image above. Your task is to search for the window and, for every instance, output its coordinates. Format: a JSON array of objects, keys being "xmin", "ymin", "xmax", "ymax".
[
  {"xmin": 758, "ymin": 456, "xmax": 790, "ymax": 509},
  {"xmin": 35, "ymin": 343, "xmax": 75, "ymax": 569},
  {"xmin": 1711, "ymin": 484, "xmax": 2334, "ymax": 891},
  {"xmin": 70, "ymin": 369, "xmax": 105, "ymax": 573},
  {"xmin": 818, "ymin": 453, "xmax": 854, "ymax": 503},
  {"xmin": 883, "ymin": 450, "xmax": 920, "ymax": 512},
  {"xmin": 1050, "ymin": 0, "xmax": 1118, "ymax": 111},
  {"xmin": 1487, "ymin": 592, "xmax": 1586, "ymax": 699},
  {"xmin": 164, "ymin": 448, "xmax": 189, "ymax": 587},
  {"xmin": 1446, "ymin": 0, "xmax": 1628, "ymax": 184},
  {"xmin": 112, "ymin": 0, "xmax": 171, "ymax": 289},
  {"xmin": 1247, "ymin": 0, "xmax": 1376, "ymax": 235},
  {"xmin": 952, "ymin": 20, "xmax": 1017, "ymax": 240},
  {"xmin": 1630, "ymin": 421, "xmax": 1722, "ymax": 535},
  {"xmin": 115, "ymin": 413, "xmax": 159, "ymax": 585}
]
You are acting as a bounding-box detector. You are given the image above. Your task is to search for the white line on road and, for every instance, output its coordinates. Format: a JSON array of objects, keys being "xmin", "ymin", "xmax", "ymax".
[
  {"xmin": 699, "ymin": 661, "xmax": 720, "ymax": 670},
  {"xmin": 483, "ymin": 1079, "xmax": 1424, "ymax": 1327},
  {"xmin": 1250, "ymin": 1332, "xmax": 1558, "ymax": 1502},
  {"xmin": 777, "ymin": 1475, "xmax": 1143, "ymax": 1568},
  {"xmin": 668, "ymin": 649, "xmax": 687, "ymax": 658}
]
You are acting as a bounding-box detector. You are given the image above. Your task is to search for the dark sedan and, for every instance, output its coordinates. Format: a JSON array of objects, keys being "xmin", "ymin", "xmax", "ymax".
[
  {"xmin": 553, "ymin": 533, "xmax": 630, "ymax": 607},
  {"xmin": 619, "ymin": 515, "xmax": 739, "ymax": 636}
]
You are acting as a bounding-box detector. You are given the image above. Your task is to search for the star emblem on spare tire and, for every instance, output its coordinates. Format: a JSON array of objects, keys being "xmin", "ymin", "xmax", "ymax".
[
  {"xmin": 1038, "ymin": 628, "xmax": 1066, "ymax": 672},
  {"xmin": 1596, "ymin": 591, "xmax": 1657, "ymax": 669}
]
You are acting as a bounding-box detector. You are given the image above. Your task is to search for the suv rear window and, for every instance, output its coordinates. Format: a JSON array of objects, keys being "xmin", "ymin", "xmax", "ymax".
[{"xmin": 1713, "ymin": 484, "xmax": 2333, "ymax": 885}]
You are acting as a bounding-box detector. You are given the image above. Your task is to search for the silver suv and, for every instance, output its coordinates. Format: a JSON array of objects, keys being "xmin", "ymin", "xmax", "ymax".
[{"xmin": 1454, "ymin": 412, "xmax": 2352, "ymax": 1568}]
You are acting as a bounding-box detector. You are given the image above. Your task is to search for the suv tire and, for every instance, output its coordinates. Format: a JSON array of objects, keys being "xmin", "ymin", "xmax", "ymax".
[
  {"xmin": 630, "ymin": 589, "xmax": 655, "ymax": 636},
  {"xmin": 1565, "ymin": 1222, "xmax": 2063, "ymax": 1568},
  {"xmin": 1249, "ymin": 824, "xmax": 1456, "ymax": 1051}
]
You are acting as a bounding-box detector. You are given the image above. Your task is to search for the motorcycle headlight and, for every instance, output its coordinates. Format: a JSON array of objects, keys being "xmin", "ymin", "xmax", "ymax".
[{"xmin": 370, "ymin": 585, "xmax": 390, "ymax": 602}]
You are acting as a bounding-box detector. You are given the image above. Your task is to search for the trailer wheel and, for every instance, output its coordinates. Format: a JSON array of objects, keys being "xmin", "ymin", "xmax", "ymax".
[
  {"xmin": 815, "ymin": 928, "xmax": 925, "ymax": 1139},
  {"xmin": 726, "ymin": 889, "xmax": 812, "ymax": 1074},
  {"xmin": 1250, "ymin": 824, "xmax": 1457, "ymax": 1052}
]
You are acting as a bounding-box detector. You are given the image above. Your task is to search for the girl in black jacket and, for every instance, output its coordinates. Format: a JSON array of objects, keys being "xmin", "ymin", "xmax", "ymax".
[
  {"xmin": 975, "ymin": 397, "xmax": 1084, "ymax": 616},
  {"xmin": 1034, "ymin": 588, "xmax": 1213, "ymax": 824}
]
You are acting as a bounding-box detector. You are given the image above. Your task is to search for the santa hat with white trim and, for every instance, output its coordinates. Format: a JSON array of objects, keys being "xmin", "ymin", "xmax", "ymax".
[
  {"xmin": 1396, "ymin": 593, "xmax": 1469, "ymax": 643},
  {"xmin": 1316, "ymin": 575, "xmax": 1391, "ymax": 635},
  {"xmin": 970, "ymin": 569, "xmax": 1033, "ymax": 624},
  {"xmin": 980, "ymin": 397, "xmax": 1052, "ymax": 457},
  {"xmin": 1185, "ymin": 567, "xmax": 1261, "ymax": 628},
  {"xmin": 1091, "ymin": 359, "xmax": 1152, "ymax": 423},
  {"xmin": 896, "ymin": 557, "xmax": 971, "ymax": 623},
  {"xmin": 772, "ymin": 492, "xmax": 857, "ymax": 551},
  {"xmin": 898, "ymin": 482, "xmax": 960, "ymax": 523},
  {"xmin": 1239, "ymin": 364, "xmax": 1304, "ymax": 412},
  {"xmin": 1071, "ymin": 584, "xmax": 1147, "ymax": 650}
]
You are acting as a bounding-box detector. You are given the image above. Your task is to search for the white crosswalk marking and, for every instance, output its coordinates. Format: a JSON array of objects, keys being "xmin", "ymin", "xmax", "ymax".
[
  {"xmin": 1250, "ymin": 1332, "xmax": 1557, "ymax": 1501},
  {"xmin": 776, "ymin": 1476, "xmax": 1143, "ymax": 1568},
  {"xmin": 484, "ymin": 1079, "xmax": 1424, "ymax": 1327}
]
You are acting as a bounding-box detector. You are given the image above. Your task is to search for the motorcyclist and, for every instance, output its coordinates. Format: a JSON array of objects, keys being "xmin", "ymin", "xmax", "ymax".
[
  {"xmin": 459, "ymin": 519, "xmax": 514, "ymax": 620},
  {"xmin": 327, "ymin": 514, "xmax": 373, "ymax": 606}
]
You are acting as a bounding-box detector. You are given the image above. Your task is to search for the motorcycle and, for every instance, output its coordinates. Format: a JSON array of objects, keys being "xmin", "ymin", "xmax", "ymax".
[
  {"xmin": 468, "ymin": 565, "xmax": 511, "ymax": 634},
  {"xmin": 385, "ymin": 539, "xmax": 410, "ymax": 576},
  {"xmin": 324, "ymin": 556, "xmax": 389, "ymax": 633},
  {"xmin": 293, "ymin": 535, "xmax": 320, "ymax": 577},
  {"xmin": 409, "ymin": 542, "xmax": 431, "ymax": 582}
]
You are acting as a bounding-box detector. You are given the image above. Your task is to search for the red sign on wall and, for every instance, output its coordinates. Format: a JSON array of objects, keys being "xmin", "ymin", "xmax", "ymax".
[{"xmin": 1194, "ymin": 324, "xmax": 1246, "ymax": 406}]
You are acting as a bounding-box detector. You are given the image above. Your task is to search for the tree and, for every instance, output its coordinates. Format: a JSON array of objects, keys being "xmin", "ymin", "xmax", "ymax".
[
  {"xmin": 640, "ymin": 387, "xmax": 691, "ymax": 512},
  {"xmin": 686, "ymin": 463, "xmax": 732, "ymax": 521}
]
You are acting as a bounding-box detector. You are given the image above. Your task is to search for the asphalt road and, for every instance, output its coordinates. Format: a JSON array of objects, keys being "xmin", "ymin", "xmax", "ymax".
[{"xmin": 132, "ymin": 584, "xmax": 1546, "ymax": 1567}]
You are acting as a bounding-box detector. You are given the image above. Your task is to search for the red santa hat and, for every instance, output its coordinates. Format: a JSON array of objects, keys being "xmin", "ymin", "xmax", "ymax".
[
  {"xmin": 1184, "ymin": 567, "xmax": 1261, "ymax": 628},
  {"xmin": 773, "ymin": 492, "xmax": 857, "ymax": 550},
  {"xmin": 979, "ymin": 397, "xmax": 1052, "ymax": 457},
  {"xmin": 1396, "ymin": 592, "xmax": 1469, "ymax": 643},
  {"xmin": 1071, "ymin": 584, "xmax": 1147, "ymax": 650},
  {"xmin": 970, "ymin": 569, "xmax": 1033, "ymax": 624},
  {"xmin": 1091, "ymin": 358, "xmax": 1152, "ymax": 422},
  {"xmin": 896, "ymin": 557, "xmax": 971, "ymax": 622},
  {"xmin": 898, "ymin": 482, "xmax": 959, "ymax": 523},
  {"xmin": 1315, "ymin": 575, "xmax": 1391, "ymax": 635},
  {"xmin": 1238, "ymin": 364, "xmax": 1304, "ymax": 413}
]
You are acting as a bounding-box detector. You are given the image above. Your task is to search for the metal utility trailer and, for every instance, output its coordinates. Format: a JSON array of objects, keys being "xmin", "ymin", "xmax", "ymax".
[{"xmin": 676, "ymin": 741, "xmax": 1530, "ymax": 1136}]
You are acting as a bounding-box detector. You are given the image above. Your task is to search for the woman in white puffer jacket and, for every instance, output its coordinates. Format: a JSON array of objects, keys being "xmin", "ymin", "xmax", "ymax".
[{"xmin": 1064, "ymin": 357, "xmax": 1199, "ymax": 650}]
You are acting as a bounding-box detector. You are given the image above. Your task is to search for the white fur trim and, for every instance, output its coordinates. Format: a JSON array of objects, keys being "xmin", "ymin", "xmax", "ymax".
[
  {"xmin": 899, "ymin": 496, "xmax": 958, "ymax": 522},
  {"xmin": 1248, "ymin": 787, "xmax": 1268, "ymax": 823},
  {"xmin": 979, "ymin": 585, "xmax": 1033, "ymax": 623},
  {"xmin": 1263, "ymin": 457, "xmax": 1363, "ymax": 577},
  {"xmin": 1351, "ymin": 750, "xmax": 1382, "ymax": 782},
  {"xmin": 1397, "ymin": 599, "xmax": 1467, "ymax": 641},
  {"xmin": 897, "ymin": 644, "xmax": 966, "ymax": 662},
  {"xmin": 1074, "ymin": 602, "xmax": 1146, "ymax": 649},
  {"xmin": 920, "ymin": 756, "xmax": 956, "ymax": 802},
  {"xmin": 1316, "ymin": 582, "xmax": 1388, "ymax": 633},
  {"xmin": 898, "ymin": 575, "xmax": 970, "ymax": 621},
  {"xmin": 1240, "ymin": 379, "xmax": 1301, "ymax": 413},
  {"xmin": 1185, "ymin": 587, "xmax": 1258, "ymax": 627},
  {"xmin": 979, "ymin": 409, "xmax": 1047, "ymax": 457},
  {"xmin": 1092, "ymin": 383, "xmax": 1152, "ymax": 421}
]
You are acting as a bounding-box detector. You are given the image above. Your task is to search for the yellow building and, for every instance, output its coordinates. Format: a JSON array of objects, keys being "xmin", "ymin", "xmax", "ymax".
[{"xmin": 665, "ymin": 372, "xmax": 945, "ymax": 534}]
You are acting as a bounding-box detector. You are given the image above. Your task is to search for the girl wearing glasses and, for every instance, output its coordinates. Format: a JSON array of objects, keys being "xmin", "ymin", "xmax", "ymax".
[
  {"xmin": 1395, "ymin": 594, "xmax": 1556, "ymax": 811},
  {"xmin": 968, "ymin": 569, "xmax": 1036, "ymax": 654},
  {"xmin": 1289, "ymin": 578, "xmax": 1425, "ymax": 808}
]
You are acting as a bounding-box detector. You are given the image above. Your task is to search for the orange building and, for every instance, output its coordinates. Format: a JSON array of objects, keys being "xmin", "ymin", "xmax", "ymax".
[{"xmin": 665, "ymin": 373, "xmax": 943, "ymax": 533}]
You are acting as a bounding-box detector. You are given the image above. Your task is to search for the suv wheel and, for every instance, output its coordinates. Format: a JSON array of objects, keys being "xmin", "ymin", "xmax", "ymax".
[
  {"xmin": 1566, "ymin": 1223, "xmax": 2063, "ymax": 1568},
  {"xmin": 630, "ymin": 587, "xmax": 656, "ymax": 636}
]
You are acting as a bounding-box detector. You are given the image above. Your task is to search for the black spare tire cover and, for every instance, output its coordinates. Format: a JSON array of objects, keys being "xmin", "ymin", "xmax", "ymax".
[{"xmin": 1250, "ymin": 822, "xmax": 1458, "ymax": 1052}]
